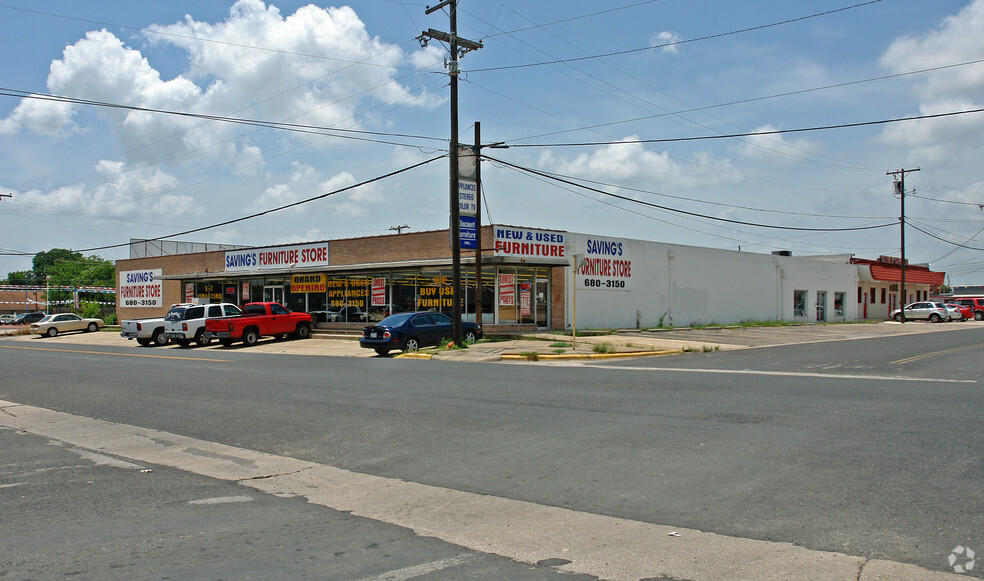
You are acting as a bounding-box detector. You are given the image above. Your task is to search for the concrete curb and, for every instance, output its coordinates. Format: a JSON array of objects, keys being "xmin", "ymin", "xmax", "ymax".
[{"xmin": 501, "ymin": 349, "xmax": 684, "ymax": 361}]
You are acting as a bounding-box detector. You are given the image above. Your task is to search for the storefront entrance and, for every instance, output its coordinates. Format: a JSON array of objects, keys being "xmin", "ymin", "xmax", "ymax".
[{"xmin": 263, "ymin": 285, "xmax": 283, "ymax": 304}]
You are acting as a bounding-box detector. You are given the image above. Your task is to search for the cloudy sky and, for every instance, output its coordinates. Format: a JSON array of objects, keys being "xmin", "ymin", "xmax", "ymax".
[{"xmin": 1, "ymin": 0, "xmax": 983, "ymax": 283}]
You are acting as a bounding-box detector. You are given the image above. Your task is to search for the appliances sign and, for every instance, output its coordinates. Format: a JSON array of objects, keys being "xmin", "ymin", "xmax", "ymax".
[{"xmin": 225, "ymin": 242, "xmax": 330, "ymax": 272}]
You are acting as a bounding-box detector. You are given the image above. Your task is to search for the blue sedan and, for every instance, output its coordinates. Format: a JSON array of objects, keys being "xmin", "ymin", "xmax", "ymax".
[{"xmin": 360, "ymin": 311, "xmax": 482, "ymax": 356}]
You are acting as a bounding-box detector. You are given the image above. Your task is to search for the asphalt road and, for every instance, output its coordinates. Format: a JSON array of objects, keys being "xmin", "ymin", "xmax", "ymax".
[{"xmin": 1, "ymin": 326, "xmax": 982, "ymax": 579}]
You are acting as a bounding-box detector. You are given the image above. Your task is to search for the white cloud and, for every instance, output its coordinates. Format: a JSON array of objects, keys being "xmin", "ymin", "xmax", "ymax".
[
  {"xmin": 0, "ymin": 94, "xmax": 75, "ymax": 136},
  {"xmin": 249, "ymin": 162, "xmax": 380, "ymax": 218},
  {"xmin": 3, "ymin": 1, "xmax": 439, "ymax": 165},
  {"xmin": 880, "ymin": 0, "xmax": 984, "ymax": 101},
  {"xmin": 14, "ymin": 160, "xmax": 200, "ymax": 222},
  {"xmin": 651, "ymin": 31, "xmax": 682, "ymax": 54},
  {"xmin": 736, "ymin": 125, "xmax": 819, "ymax": 163},
  {"xmin": 538, "ymin": 137, "xmax": 740, "ymax": 190}
]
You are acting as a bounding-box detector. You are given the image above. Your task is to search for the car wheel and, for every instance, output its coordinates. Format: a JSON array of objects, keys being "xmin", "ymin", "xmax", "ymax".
[
  {"xmin": 976, "ymin": 311, "xmax": 984, "ymax": 321},
  {"xmin": 929, "ymin": 313, "xmax": 942, "ymax": 323},
  {"xmin": 463, "ymin": 329, "xmax": 477, "ymax": 343},
  {"xmin": 152, "ymin": 329, "xmax": 168, "ymax": 346},
  {"xmin": 243, "ymin": 329, "xmax": 259, "ymax": 346},
  {"xmin": 893, "ymin": 313, "xmax": 902, "ymax": 322},
  {"xmin": 137, "ymin": 338, "xmax": 152, "ymax": 346},
  {"xmin": 403, "ymin": 337, "xmax": 420, "ymax": 352},
  {"xmin": 294, "ymin": 323, "xmax": 311, "ymax": 339},
  {"xmin": 46, "ymin": 327, "xmax": 58, "ymax": 337},
  {"xmin": 86, "ymin": 322, "xmax": 98, "ymax": 332},
  {"xmin": 374, "ymin": 348, "xmax": 390, "ymax": 356},
  {"xmin": 194, "ymin": 329, "xmax": 211, "ymax": 347}
]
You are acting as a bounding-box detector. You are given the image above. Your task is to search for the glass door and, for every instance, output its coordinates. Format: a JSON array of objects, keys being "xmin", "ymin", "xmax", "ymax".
[
  {"xmin": 816, "ymin": 291, "xmax": 827, "ymax": 322},
  {"xmin": 535, "ymin": 280, "xmax": 549, "ymax": 328},
  {"xmin": 263, "ymin": 285, "xmax": 283, "ymax": 304}
]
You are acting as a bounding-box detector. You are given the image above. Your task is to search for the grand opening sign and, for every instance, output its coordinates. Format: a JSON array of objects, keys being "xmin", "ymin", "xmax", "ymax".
[{"xmin": 225, "ymin": 242, "xmax": 330, "ymax": 272}]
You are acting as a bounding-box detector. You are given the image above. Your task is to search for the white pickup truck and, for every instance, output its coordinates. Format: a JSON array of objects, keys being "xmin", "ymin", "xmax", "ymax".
[
  {"xmin": 120, "ymin": 314, "xmax": 170, "ymax": 347},
  {"xmin": 163, "ymin": 302, "xmax": 242, "ymax": 347}
]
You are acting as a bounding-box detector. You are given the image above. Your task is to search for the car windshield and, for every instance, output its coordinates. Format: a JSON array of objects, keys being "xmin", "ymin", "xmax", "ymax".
[{"xmin": 378, "ymin": 313, "xmax": 413, "ymax": 327}]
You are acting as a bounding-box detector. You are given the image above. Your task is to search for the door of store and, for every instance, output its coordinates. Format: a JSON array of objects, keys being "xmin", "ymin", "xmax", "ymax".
[
  {"xmin": 535, "ymin": 280, "xmax": 549, "ymax": 328},
  {"xmin": 816, "ymin": 291, "xmax": 827, "ymax": 322},
  {"xmin": 263, "ymin": 286, "xmax": 283, "ymax": 304}
]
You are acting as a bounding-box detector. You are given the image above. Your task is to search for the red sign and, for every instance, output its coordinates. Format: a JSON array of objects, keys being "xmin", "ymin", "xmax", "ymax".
[
  {"xmin": 499, "ymin": 274, "xmax": 515, "ymax": 306},
  {"xmin": 371, "ymin": 278, "xmax": 386, "ymax": 307}
]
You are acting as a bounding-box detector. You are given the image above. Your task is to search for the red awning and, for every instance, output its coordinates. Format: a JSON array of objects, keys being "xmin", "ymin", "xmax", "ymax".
[{"xmin": 869, "ymin": 264, "xmax": 944, "ymax": 285}]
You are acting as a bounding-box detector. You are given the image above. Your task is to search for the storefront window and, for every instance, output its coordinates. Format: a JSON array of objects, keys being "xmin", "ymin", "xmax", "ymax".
[{"xmin": 834, "ymin": 292, "xmax": 845, "ymax": 317}]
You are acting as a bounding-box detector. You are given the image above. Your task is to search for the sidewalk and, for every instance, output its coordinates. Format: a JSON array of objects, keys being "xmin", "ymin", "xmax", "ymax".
[{"xmin": 3, "ymin": 319, "xmax": 979, "ymax": 361}]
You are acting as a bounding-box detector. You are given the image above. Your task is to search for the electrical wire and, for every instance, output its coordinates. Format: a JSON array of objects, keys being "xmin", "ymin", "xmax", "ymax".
[
  {"xmin": 495, "ymin": 107, "xmax": 984, "ymax": 148},
  {"xmin": 468, "ymin": 0, "xmax": 884, "ymax": 73},
  {"xmin": 0, "ymin": 155, "xmax": 447, "ymax": 257},
  {"xmin": 485, "ymin": 154, "xmax": 897, "ymax": 232}
]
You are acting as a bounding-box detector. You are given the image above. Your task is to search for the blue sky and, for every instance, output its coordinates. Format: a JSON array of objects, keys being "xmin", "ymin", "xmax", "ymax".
[{"xmin": 1, "ymin": 0, "xmax": 983, "ymax": 284}]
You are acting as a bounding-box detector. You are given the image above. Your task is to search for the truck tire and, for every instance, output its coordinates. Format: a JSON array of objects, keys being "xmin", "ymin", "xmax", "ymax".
[
  {"xmin": 976, "ymin": 311, "xmax": 984, "ymax": 321},
  {"xmin": 152, "ymin": 328, "xmax": 168, "ymax": 346},
  {"xmin": 294, "ymin": 323, "xmax": 311, "ymax": 340},
  {"xmin": 243, "ymin": 328, "xmax": 259, "ymax": 346},
  {"xmin": 194, "ymin": 329, "xmax": 211, "ymax": 347}
]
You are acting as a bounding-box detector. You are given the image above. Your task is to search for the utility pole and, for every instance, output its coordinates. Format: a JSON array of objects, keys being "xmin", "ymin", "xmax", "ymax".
[
  {"xmin": 418, "ymin": 1, "xmax": 482, "ymax": 343},
  {"xmin": 887, "ymin": 167, "xmax": 919, "ymax": 323},
  {"xmin": 389, "ymin": 225, "xmax": 410, "ymax": 234}
]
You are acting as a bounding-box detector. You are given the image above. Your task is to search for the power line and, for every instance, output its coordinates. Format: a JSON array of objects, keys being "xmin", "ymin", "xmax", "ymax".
[
  {"xmin": 468, "ymin": 0, "xmax": 884, "ymax": 73},
  {"xmin": 0, "ymin": 155, "xmax": 447, "ymax": 257},
  {"xmin": 493, "ymin": 107, "xmax": 984, "ymax": 148},
  {"xmin": 485, "ymin": 154, "xmax": 897, "ymax": 233}
]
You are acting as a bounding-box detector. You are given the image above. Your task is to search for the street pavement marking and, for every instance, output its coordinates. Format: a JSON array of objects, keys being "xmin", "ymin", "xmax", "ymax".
[
  {"xmin": 0, "ymin": 344, "xmax": 230, "ymax": 362},
  {"xmin": 0, "ymin": 399, "xmax": 967, "ymax": 581},
  {"xmin": 353, "ymin": 555, "xmax": 475, "ymax": 581},
  {"xmin": 580, "ymin": 364, "xmax": 978, "ymax": 383},
  {"xmin": 188, "ymin": 495, "xmax": 254, "ymax": 505},
  {"xmin": 891, "ymin": 343, "xmax": 983, "ymax": 365}
]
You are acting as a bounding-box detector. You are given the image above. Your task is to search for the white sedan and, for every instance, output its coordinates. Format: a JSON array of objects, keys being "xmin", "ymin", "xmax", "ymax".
[{"xmin": 30, "ymin": 313, "xmax": 104, "ymax": 337}]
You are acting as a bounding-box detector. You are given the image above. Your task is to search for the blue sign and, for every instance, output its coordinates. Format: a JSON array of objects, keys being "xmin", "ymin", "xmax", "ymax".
[{"xmin": 459, "ymin": 215, "xmax": 477, "ymax": 249}]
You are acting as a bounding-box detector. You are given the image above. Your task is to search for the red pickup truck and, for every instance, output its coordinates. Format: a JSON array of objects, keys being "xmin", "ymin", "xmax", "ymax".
[{"xmin": 203, "ymin": 302, "xmax": 313, "ymax": 346}]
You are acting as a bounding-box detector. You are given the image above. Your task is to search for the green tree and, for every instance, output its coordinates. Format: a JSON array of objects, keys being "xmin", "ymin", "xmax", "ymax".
[{"xmin": 3, "ymin": 270, "xmax": 36, "ymax": 285}]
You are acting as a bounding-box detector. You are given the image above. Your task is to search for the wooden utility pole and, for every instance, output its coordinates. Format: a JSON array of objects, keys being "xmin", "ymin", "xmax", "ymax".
[
  {"xmin": 418, "ymin": 1, "xmax": 482, "ymax": 343},
  {"xmin": 887, "ymin": 167, "xmax": 919, "ymax": 322}
]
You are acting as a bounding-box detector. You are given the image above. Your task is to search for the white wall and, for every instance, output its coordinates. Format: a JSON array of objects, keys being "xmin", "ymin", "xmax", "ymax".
[{"xmin": 566, "ymin": 233, "xmax": 859, "ymax": 329}]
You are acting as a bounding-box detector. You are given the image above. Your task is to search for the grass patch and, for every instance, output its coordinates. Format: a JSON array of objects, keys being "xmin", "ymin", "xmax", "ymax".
[
  {"xmin": 552, "ymin": 349, "xmax": 567, "ymax": 355},
  {"xmin": 439, "ymin": 337, "xmax": 468, "ymax": 350},
  {"xmin": 592, "ymin": 342, "xmax": 616, "ymax": 354},
  {"xmin": 518, "ymin": 351, "xmax": 540, "ymax": 361},
  {"xmin": 549, "ymin": 341, "xmax": 571, "ymax": 348},
  {"xmin": 682, "ymin": 345, "xmax": 720, "ymax": 353},
  {"xmin": 478, "ymin": 335, "xmax": 512, "ymax": 343}
]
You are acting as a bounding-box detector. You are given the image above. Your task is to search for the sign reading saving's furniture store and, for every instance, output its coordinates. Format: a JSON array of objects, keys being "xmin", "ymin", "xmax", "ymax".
[
  {"xmin": 225, "ymin": 242, "xmax": 330, "ymax": 272},
  {"xmin": 119, "ymin": 269, "xmax": 163, "ymax": 308},
  {"xmin": 493, "ymin": 227, "xmax": 567, "ymax": 262}
]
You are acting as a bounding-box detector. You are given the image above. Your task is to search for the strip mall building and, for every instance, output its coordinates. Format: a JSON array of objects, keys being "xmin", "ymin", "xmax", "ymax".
[{"xmin": 114, "ymin": 225, "xmax": 944, "ymax": 330}]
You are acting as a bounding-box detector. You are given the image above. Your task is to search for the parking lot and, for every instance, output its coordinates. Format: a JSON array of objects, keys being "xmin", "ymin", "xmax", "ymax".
[{"xmin": 2, "ymin": 318, "xmax": 981, "ymax": 361}]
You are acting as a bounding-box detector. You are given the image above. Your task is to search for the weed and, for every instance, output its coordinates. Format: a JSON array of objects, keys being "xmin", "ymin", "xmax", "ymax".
[
  {"xmin": 549, "ymin": 341, "xmax": 571, "ymax": 348},
  {"xmin": 518, "ymin": 351, "xmax": 540, "ymax": 361},
  {"xmin": 592, "ymin": 342, "xmax": 616, "ymax": 354},
  {"xmin": 552, "ymin": 349, "xmax": 567, "ymax": 355}
]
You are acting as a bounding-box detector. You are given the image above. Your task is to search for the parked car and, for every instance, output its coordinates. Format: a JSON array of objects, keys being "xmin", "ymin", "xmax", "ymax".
[
  {"xmin": 203, "ymin": 302, "xmax": 312, "ymax": 346},
  {"xmin": 944, "ymin": 303, "xmax": 972, "ymax": 322},
  {"xmin": 30, "ymin": 313, "xmax": 103, "ymax": 337},
  {"xmin": 360, "ymin": 311, "xmax": 482, "ymax": 356},
  {"xmin": 0, "ymin": 315, "xmax": 14, "ymax": 325},
  {"xmin": 164, "ymin": 302, "xmax": 242, "ymax": 347},
  {"xmin": 889, "ymin": 302, "xmax": 948, "ymax": 323},
  {"xmin": 951, "ymin": 297, "xmax": 984, "ymax": 321},
  {"xmin": 10, "ymin": 311, "xmax": 46, "ymax": 325}
]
